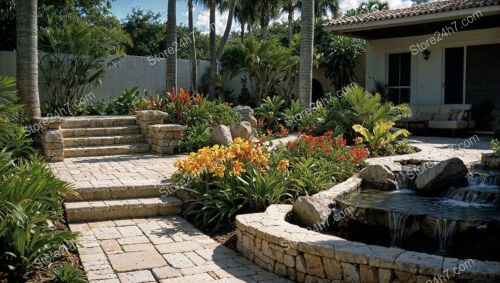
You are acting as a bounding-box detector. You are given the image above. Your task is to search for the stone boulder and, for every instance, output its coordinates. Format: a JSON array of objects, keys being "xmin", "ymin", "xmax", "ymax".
[
  {"xmin": 292, "ymin": 196, "xmax": 332, "ymax": 229},
  {"xmin": 359, "ymin": 163, "xmax": 401, "ymax": 190},
  {"xmin": 230, "ymin": 121, "xmax": 253, "ymax": 140},
  {"xmin": 211, "ymin": 125, "xmax": 233, "ymax": 146},
  {"xmin": 415, "ymin": 158, "xmax": 468, "ymax": 192},
  {"xmin": 233, "ymin": 106, "xmax": 257, "ymax": 128}
]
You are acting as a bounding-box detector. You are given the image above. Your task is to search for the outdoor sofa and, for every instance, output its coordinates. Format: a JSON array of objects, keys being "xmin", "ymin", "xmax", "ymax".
[{"xmin": 399, "ymin": 104, "xmax": 475, "ymax": 136}]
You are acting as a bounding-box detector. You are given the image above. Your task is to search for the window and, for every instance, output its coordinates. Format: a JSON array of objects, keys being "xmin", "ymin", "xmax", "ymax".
[{"xmin": 388, "ymin": 52, "xmax": 411, "ymax": 104}]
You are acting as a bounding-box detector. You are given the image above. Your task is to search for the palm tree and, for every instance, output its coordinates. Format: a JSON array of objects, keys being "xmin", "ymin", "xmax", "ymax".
[
  {"xmin": 315, "ymin": 0, "xmax": 339, "ymax": 19},
  {"xmin": 363, "ymin": 0, "xmax": 389, "ymax": 12},
  {"xmin": 232, "ymin": 0, "xmax": 256, "ymax": 43},
  {"xmin": 256, "ymin": 0, "xmax": 280, "ymax": 40},
  {"xmin": 298, "ymin": 0, "xmax": 314, "ymax": 107},
  {"xmin": 16, "ymin": 0, "xmax": 40, "ymax": 121},
  {"xmin": 281, "ymin": 0, "xmax": 300, "ymax": 47},
  {"xmin": 166, "ymin": 0, "xmax": 177, "ymax": 91},
  {"xmin": 188, "ymin": 0, "xmax": 197, "ymax": 91},
  {"xmin": 206, "ymin": 0, "xmax": 236, "ymax": 98}
]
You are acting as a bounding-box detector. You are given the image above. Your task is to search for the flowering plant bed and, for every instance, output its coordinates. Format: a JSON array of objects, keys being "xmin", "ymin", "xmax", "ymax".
[{"xmin": 173, "ymin": 133, "xmax": 368, "ymax": 231}]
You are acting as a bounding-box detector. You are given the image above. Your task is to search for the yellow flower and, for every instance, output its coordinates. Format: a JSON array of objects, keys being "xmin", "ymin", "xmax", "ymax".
[
  {"xmin": 213, "ymin": 165, "xmax": 226, "ymax": 178},
  {"xmin": 230, "ymin": 161, "xmax": 245, "ymax": 176}
]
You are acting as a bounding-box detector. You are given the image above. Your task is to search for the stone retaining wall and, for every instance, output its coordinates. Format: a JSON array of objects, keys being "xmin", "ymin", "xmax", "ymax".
[
  {"xmin": 36, "ymin": 117, "xmax": 64, "ymax": 162},
  {"xmin": 236, "ymin": 205, "xmax": 500, "ymax": 283},
  {"xmin": 481, "ymin": 152, "xmax": 500, "ymax": 169},
  {"xmin": 147, "ymin": 124, "xmax": 187, "ymax": 154}
]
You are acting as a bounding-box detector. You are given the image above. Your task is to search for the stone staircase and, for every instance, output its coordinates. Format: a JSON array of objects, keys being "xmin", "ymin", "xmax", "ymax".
[
  {"xmin": 64, "ymin": 181, "xmax": 182, "ymax": 223},
  {"xmin": 61, "ymin": 116, "xmax": 150, "ymax": 157}
]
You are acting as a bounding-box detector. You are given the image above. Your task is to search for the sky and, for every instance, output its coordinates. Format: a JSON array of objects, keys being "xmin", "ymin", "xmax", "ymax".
[{"xmin": 110, "ymin": 0, "xmax": 416, "ymax": 34}]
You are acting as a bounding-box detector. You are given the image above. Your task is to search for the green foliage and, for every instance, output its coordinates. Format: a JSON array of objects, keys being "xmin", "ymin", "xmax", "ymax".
[
  {"xmin": 50, "ymin": 262, "xmax": 87, "ymax": 283},
  {"xmin": 255, "ymin": 96, "xmax": 286, "ymax": 131},
  {"xmin": 122, "ymin": 8, "xmax": 166, "ymax": 56},
  {"xmin": 178, "ymin": 124, "xmax": 211, "ymax": 153},
  {"xmin": 181, "ymin": 167, "xmax": 292, "ymax": 229},
  {"xmin": 107, "ymin": 87, "xmax": 141, "ymax": 115},
  {"xmin": 39, "ymin": 13, "xmax": 127, "ymax": 110},
  {"xmin": 283, "ymin": 99, "xmax": 304, "ymax": 131},
  {"xmin": 221, "ymin": 37, "xmax": 299, "ymax": 104},
  {"xmin": 491, "ymin": 139, "xmax": 500, "ymax": 153},
  {"xmin": 353, "ymin": 121, "xmax": 410, "ymax": 153},
  {"xmin": 323, "ymin": 84, "xmax": 411, "ymax": 140},
  {"xmin": 318, "ymin": 35, "xmax": 365, "ymax": 91}
]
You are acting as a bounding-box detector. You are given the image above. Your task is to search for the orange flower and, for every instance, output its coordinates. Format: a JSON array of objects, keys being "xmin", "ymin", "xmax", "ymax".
[
  {"xmin": 353, "ymin": 137, "xmax": 363, "ymax": 144},
  {"xmin": 277, "ymin": 160, "xmax": 289, "ymax": 174},
  {"xmin": 230, "ymin": 161, "xmax": 245, "ymax": 176}
]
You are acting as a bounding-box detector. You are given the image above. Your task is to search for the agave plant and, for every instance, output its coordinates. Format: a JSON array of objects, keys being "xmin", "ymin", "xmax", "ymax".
[{"xmin": 50, "ymin": 262, "xmax": 87, "ymax": 283}]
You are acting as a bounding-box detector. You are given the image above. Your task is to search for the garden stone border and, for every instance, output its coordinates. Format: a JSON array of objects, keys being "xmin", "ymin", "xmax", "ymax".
[
  {"xmin": 236, "ymin": 204, "xmax": 500, "ymax": 282},
  {"xmin": 481, "ymin": 152, "xmax": 500, "ymax": 169}
]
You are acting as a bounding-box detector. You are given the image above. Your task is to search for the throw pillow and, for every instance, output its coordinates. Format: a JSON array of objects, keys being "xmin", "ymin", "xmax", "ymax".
[{"xmin": 416, "ymin": 112, "xmax": 434, "ymax": 120}]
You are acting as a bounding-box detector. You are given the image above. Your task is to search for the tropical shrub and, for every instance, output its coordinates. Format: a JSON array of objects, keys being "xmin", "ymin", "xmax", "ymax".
[
  {"xmin": 255, "ymin": 96, "xmax": 287, "ymax": 132},
  {"xmin": 323, "ymin": 84, "xmax": 411, "ymax": 140},
  {"xmin": 0, "ymin": 77, "xmax": 79, "ymax": 280},
  {"xmin": 491, "ymin": 139, "xmax": 500, "ymax": 153},
  {"xmin": 353, "ymin": 121, "xmax": 410, "ymax": 155},
  {"xmin": 222, "ymin": 37, "xmax": 300, "ymax": 104},
  {"xmin": 39, "ymin": 13, "xmax": 127, "ymax": 110}
]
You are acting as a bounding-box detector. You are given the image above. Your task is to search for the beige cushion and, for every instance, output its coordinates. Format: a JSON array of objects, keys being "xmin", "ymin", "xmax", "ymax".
[
  {"xmin": 428, "ymin": 120, "xmax": 470, "ymax": 129},
  {"xmin": 449, "ymin": 109, "xmax": 464, "ymax": 121},
  {"xmin": 418, "ymin": 105, "xmax": 441, "ymax": 114},
  {"xmin": 416, "ymin": 112, "xmax": 434, "ymax": 120},
  {"xmin": 432, "ymin": 113, "xmax": 449, "ymax": 120}
]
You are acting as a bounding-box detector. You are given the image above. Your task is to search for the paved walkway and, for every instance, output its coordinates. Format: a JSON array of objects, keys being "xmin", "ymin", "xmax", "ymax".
[
  {"xmin": 48, "ymin": 154, "xmax": 185, "ymax": 190},
  {"xmin": 367, "ymin": 135, "xmax": 493, "ymax": 166},
  {"xmin": 71, "ymin": 217, "xmax": 288, "ymax": 283}
]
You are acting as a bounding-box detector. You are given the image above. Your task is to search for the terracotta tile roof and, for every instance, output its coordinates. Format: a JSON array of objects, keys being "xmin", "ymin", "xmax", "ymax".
[{"xmin": 327, "ymin": 0, "xmax": 500, "ymax": 27}]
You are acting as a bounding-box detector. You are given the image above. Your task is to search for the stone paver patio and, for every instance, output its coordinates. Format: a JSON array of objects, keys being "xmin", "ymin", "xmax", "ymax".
[{"xmin": 71, "ymin": 216, "xmax": 290, "ymax": 283}]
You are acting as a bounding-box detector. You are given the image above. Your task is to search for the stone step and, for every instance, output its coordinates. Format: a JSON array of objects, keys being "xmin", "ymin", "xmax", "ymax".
[
  {"xmin": 64, "ymin": 134, "xmax": 145, "ymax": 147},
  {"xmin": 64, "ymin": 144, "xmax": 150, "ymax": 157},
  {"xmin": 62, "ymin": 125, "xmax": 141, "ymax": 137},
  {"xmin": 64, "ymin": 196, "xmax": 182, "ymax": 222},
  {"xmin": 63, "ymin": 181, "xmax": 176, "ymax": 201},
  {"xmin": 62, "ymin": 116, "xmax": 137, "ymax": 128}
]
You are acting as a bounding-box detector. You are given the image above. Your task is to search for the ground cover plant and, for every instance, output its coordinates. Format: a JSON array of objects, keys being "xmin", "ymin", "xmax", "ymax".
[
  {"xmin": 0, "ymin": 77, "xmax": 83, "ymax": 282},
  {"xmin": 173, "ymin": 132, "xmax": 368, "ymax": 231}
]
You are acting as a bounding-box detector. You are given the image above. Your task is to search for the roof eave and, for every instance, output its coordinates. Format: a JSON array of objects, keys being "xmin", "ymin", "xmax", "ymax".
[{"xmin": 324, "ymin": 5, "xmax": 500, "ymax": 34}]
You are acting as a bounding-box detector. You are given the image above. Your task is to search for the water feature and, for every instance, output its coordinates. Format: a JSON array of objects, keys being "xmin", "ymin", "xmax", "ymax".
[
  {"xmin": 387, "ymin": 211, "xmax": 409, "ymax": 247},
  {"xmin": 433, "ymin": 219, "xmax": 456, "ymax": 255},
  {"xmin": 330, "ymin": 169, "xmax": 500, "ymax": 260}
]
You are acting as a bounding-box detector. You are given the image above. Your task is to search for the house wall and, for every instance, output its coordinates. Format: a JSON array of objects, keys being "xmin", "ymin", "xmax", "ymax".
[{"xmin": 365, "ymin": 27, "xmax": 500, "ymax": 105}]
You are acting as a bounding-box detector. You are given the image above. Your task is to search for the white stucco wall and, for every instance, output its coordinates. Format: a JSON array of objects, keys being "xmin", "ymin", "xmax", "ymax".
[
  {"xmin": 0, "ymin": 51, "xmax": 211, "ymax": 102},
  {"xmin": 365, "ymin": 27, "xmax": 500, "ymax": 104}
]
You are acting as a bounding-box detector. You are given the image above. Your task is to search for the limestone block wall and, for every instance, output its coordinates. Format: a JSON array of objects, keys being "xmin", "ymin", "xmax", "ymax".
[
  {"xmin": 148, "ymin": 124, "xmax": 187, "ymax": 155},
  {"xmin": 36, "ymin": 117, "xmax": 65, "ymax": 162},
  {"xmin": 236, "ymin": 205, "xmax": 500, "ymax": 283}
]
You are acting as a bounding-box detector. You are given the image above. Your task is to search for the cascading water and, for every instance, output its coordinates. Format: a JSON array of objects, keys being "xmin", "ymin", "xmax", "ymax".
[
  {"xmin": 444, "ymin": 174, "xmax": 500, "ymax": 206},
  {"xmin": 387, "ymin": 211, "xmax": 409, "ymax": 247},
  {"xmin": 393, "ymin": 171, "xmax": 416, "ymax": 191},
  {"xmin": 434, "ymin": 219, "xmax": 456, "ymax": 255}
]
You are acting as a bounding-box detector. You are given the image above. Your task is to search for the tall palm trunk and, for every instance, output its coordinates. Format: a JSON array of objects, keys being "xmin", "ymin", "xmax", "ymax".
[
  {"xmin": 166, "ymin": 0, "xmax": 177, "ymax": 91},
  {"xmin": 209, "ymin": 0, "xmax": 217, "ymax": 98},
  {"xmin": 259, "ymin": 2, "xmax": 269, "ymax": 40},
  {"xmin": 287, "ymin": 9, "xmax": 294, "ymax": 47},
  {"xmin": 240, "ymin": 21, "xmax": 245, "ymax": 43},
  {"xmin": 188, "ymin": 0, "xmax": 197, "ymax": 91},
  {"xmin": 17, "ymin": 0, "xmax": 40, "ymax": 121},
  {"xmin": 298, "ymin": 0, "xmax": 314, "ymax": 107}
]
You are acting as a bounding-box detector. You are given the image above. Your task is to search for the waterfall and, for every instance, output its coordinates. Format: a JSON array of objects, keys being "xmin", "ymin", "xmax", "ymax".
[
  {"xmin": 467, "ymin": 174, "xmax": 497, "ymax": 187},
  {"xmin": 434, "ymin": 219, "xmax": 456, "ymax": 255},
  {"xmin": 395, "ymin": 171, "xmax": 416, "ymax": 191},
  {"xmin": 387, "ymin": 211, "xmax": 409, "ymax": 247},
  {"xmin": 445, "ymin": 186, "xmax": 500, "ymax": 206}
]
